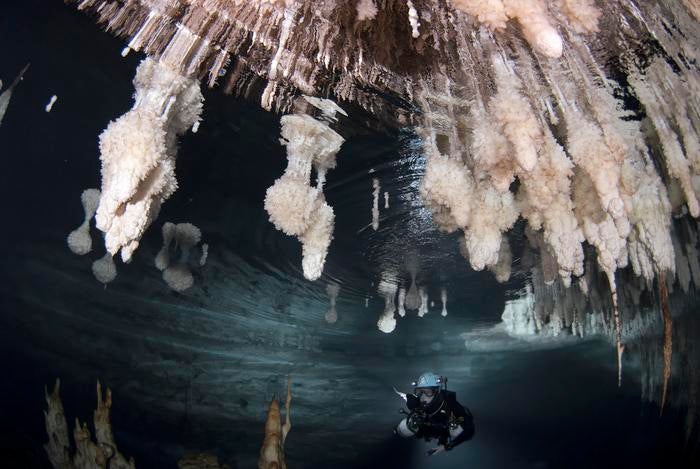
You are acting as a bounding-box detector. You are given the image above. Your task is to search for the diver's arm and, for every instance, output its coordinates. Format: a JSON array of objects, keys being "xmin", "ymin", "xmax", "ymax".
[{"xmin": 445, "ymin": 399, "xmax": 472, "ymax": 450}]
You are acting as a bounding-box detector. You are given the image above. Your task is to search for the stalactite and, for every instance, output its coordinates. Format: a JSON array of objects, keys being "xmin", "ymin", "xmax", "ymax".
[
  {"xmin": 95, "ymin": 57, "xmax": 203, "ymax": 263},
  {"xmin": 658, "ymin": 273, "xmax": 673, "ymax": 415},
  {"xmin": 377, "ymin": 272, "xmax": 399, "ymax": 333},
  {"xmin": 92, "ymin": 252, "xmax": 117, "ymax": 285},
  {"xmin": 372, "ymin": 178, "xmax": 380, "ymax": 231},
  {"xmin": 264, "ymin": 99, "xmax": 345, "ymax": 281},
  {"xmin": 67, "ymin": 189, "xmax": 101, "ymax": 256},
  {"xmin": 0, "ymin": 63, "xmax": 29, "ymax": 127},
  {"xmin": 440, "ymin": 287, "xmax": 448, "ymax": 317},
  {"xmin": 157, "ymin": 223, "xmax": 203, "ymax": 292}
]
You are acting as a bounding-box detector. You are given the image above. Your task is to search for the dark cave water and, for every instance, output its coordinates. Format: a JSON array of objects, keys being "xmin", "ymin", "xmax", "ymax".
[{"xmin": 1, "ymin": 1, "xmax": 698, "ymax": 468}]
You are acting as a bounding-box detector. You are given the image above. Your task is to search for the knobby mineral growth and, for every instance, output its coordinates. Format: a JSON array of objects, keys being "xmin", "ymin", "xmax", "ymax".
[{"xmin": 70, "ymin": 1, "xmax": 699, "ymax": 380}]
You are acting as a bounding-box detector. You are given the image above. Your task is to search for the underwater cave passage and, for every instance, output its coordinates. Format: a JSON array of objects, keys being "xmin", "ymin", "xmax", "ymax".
[{"xmin": 1, "ymin": 1, "xmax": 699, "ymax": 468}]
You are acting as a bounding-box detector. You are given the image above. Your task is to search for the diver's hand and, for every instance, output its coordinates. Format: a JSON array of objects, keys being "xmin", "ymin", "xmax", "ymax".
[{"xmin": 427, "ymin": 445, "xmax": 446, "ymax": 456}]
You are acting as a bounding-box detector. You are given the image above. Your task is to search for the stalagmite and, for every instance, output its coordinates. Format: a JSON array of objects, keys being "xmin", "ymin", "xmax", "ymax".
[
  {"xmin": 384, "ymin": 191, "xmax": 389, "ymax": 209},
  {"xmin": 96, "ymin": 57, "xmax": 203, "ymax": 263},
  {"xmin": 67, "ymin": 189, "xmax": 101, "ymax": 256},
  {"xmin": 325, "ymin": 283, "xmax": 340, "ymax": 324},
  {"xmin": 259, "ymin": 377, "xmax": 292, "ymax": 469},
  {"xmin": 264, "ymin": 101, "xmax": 345, "ymax": 281},
  {"xmin": 44, "ymin": 379, "xmax": 135, "ymax": 469},
  {"xmin": 44, "ymin": 380, "xmax": 71, "ymax": 469}
]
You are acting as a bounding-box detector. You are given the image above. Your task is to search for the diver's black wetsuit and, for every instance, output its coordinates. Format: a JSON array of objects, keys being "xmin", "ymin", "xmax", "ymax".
[{"xmin": 406, "ymin": 390, "xmax": 474, "ymax": 450}]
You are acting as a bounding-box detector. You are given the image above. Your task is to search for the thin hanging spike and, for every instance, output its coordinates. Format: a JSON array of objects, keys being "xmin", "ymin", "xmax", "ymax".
[{"xmin": 658, "ymin": 272, "xmax": 673, "ymax": 416}]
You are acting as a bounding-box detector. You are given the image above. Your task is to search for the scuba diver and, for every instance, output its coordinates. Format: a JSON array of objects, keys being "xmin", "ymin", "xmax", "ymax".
[{"xmin": 394, "ymin": 372, "xmax": 475, "ymax": 456}]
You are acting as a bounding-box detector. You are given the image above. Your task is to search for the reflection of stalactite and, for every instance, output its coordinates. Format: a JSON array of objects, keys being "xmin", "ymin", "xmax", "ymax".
[
  {"xmin": 259, "ymin": 377, "xmax": 292, "ymax": 469},
  {"xmin": 658, "ymin": 273, "xmax": 673, "ymax": 415},
  {"xmin": 44, "ymin": 379, "xmax": 136, "ymax": 469}
]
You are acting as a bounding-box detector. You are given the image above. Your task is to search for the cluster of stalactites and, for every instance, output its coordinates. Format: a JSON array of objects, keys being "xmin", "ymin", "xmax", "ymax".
[
  {"xmin": 264, "ymin": 98, "xmax": 345, "ymax": 281},
  {"xmin": 501, "ymin": 215, "xmax": 700, "ymax": 390},
  {"xmin": 69, "ymin": 0, "xmax": 611, "ymax": 124},
  {"xmin": 95, "ymin": 57, "xmax": 203, "ymax": 263},
  {"xmin": 415, "ymin": 2, "xmax": 700, "ymax": 383},
  {"xmin": 375, "ymin": 267, "xmax": 449, "ymax": 332},
  {"xmin": 418, "ymin": 24, "xmax": 695, "ymax": 294}
]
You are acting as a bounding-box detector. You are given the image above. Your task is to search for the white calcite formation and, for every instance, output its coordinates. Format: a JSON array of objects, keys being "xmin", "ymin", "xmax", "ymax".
[
  {"xmin": 377, "ymin": 273, "xmax": 398, "ymax": 333},
  {"xmin": 372, "ymin": 178, "xmax": 380, "ymax": 231},
  {"xmin": 156, "ymin": 222, "xmax": 204, "ymax": 292},
  {"xmin": 397, "ymin": 287, "xmax": 407, "ymax": 317},
  {"xmin": 264, "ymin": 99, "xmax": 345, "ymax": 281},
  {"xmin": 91, "ymin": 252, "xmax": 117, "ymax": 285},
  {"xmin": 417, "ymin": 287, "xmax": 429, "ymax": 318},
  {"xmin": 70, "ymin": 0, "xmax": 700, "ymax": 383},
  {"xmin": 67, "ymin": 189, "xmax": 101, "ymax": 255},
  {"xmin": 440, "ymin": 287, "xmax": 448, "ymax": 317},
  {"xmin": 95, "ymin": 57, "xmax": 203, "ymax": 263}
]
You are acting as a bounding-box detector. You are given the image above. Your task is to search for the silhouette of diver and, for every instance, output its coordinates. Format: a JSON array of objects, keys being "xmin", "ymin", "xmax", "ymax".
[{"xmin": 394, "ymin": 372, "xmax": 475, "ymax": 455}]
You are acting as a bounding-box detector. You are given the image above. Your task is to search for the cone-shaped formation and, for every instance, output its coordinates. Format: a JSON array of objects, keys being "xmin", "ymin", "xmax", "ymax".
[
  {"xmin": 0, "ymin": 63, "xmax": 29, "ymax": 128},
  {"xmin": 259, "ymin": 377, "xmax": 292, "ymax": 469},
  {"xmin": 44, "ymin": 379, "xmax": 135, "ymax": 469}
]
